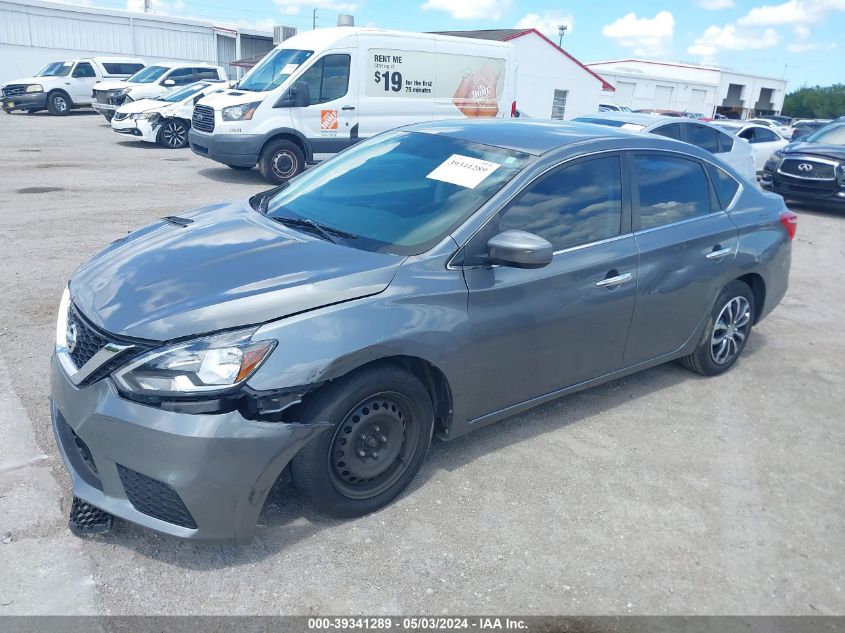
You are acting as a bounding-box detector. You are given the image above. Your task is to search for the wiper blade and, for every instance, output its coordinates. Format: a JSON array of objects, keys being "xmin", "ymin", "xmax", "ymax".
[{"xmin": 272, "ymin": 216, "xmax": 357, "ymax": 243}]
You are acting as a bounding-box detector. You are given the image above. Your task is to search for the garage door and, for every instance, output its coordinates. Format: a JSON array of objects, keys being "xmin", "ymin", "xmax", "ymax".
[
  {"xmin": 615, "ymin": 81, "xmax": 635, "ymax": 107},
  {"xmin": 689, "ymin": 88, "xmax": 706, "ymax": 113},
  {"xmin": 654, "ymin": 85, "xmax": 673, "ymax": 109}
]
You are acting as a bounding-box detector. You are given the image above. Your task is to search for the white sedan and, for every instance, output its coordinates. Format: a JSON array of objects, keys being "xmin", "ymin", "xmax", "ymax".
[
  {"xmin": 713, "ymin": 121, "xmax": 789, "ymax": 176},
  {"xmin": 111, "ymin": 80, "xmax": 229, "ymax": 148}
]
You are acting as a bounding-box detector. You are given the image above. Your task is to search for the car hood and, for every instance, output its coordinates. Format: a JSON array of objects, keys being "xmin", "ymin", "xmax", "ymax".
[
  {"xmin": 116, "ymin": 98, "xmax": 167, "ymax": 114},
  {"xmin": 69, "ymin": 199, "xmax": 405, "ymax": 341},
  {"xmin": 784, "ymin": 142, "xmax": 845, "ymax": 161},
  {"xmin": 94, "ymin": 79, "xmax": 133, "ymax": 91},
  {"xmin": 3, "ymin": 76, "xmax": 42, "ymax": 86}
]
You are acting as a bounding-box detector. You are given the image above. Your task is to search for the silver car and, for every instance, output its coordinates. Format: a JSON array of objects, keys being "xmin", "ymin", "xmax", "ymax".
[{"xmin": 52, "ymin": 119, "xmax": 795, "ymax": 543}]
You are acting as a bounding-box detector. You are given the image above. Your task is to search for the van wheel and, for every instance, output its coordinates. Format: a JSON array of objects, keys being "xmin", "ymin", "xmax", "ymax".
[
  {"xmin": 259, "ymin": 139, "xmax": 304, "ymax": 185},
  {"xmin": 681, "ymin": 280, "xmax": 755, "ymax": 376},
  {"xmin": 47, "ymin": 91, "xmax": 71, "ymax": 116},
  {"xmin": 159, "ymin": 119, "xmax": 189, "ymax": 149},
  {"xmin": 291, "ymin": 365, "xmax": 434, "ymax": 517}
]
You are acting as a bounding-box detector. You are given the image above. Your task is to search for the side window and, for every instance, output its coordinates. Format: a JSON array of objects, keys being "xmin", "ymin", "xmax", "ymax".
[
  {"xmin": 755, "ymin": 128, "xmax": 779, "ymax": 143},
  {"xmin": 498, "ymin": 156, "xmax": 623, "ymax": 251},
  {"xmin": 634, "ymin": 154, "xmax": 712, "ymax": 230},
  {"xmin": 717, "ymin": 131, "xmax": 735, "ymax": 152},
  {"xmin": 706, "ymin": 163, "xmax": 740, "ymax": 209},
  {"xmin": 738, "ymin": 128, "xmax": 754, "ymax": 141},
  {"xmin": 297, "ymin": 55, "xmax": 350, "ymax": 105},
  {"xmin": 72, "ymin": 62, "xmax": 95, "ymax": 78},
  {"xmin": 195, "ymin": 67, "xmax": 219, "ymax": 81},
  {"xmin": 165, "ymin": 68, "xmax": 194, "ymax": 86},
  {"xmin": 652, "ymin": 123, "xmax": 682, "ymax": 140},
  {"xmin": 685, "ymin": 124, "xmax": 720, "ymax": 153}
]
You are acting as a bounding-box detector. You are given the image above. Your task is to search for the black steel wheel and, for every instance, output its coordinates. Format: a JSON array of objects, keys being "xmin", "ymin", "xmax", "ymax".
[
  {"xmin": 159, "ymin": 119, "xmax": 189, "ymax": 149},
  {"xmin": 291, "ymin": 365, "xmax": 434, "ymax": 517},
  {"xmin": 259, "ymin": 139, "xmax": 304, "ymax": 185}
]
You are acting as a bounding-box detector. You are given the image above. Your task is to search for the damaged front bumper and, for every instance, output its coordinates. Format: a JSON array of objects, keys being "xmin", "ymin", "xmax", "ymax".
[
  {"xmin": 111, "ymin": 116, "xmax": 159, "ymax": 143},
  {"xmin": 50, "ymin": 354, "xmax": 331, "ymax": 544}
]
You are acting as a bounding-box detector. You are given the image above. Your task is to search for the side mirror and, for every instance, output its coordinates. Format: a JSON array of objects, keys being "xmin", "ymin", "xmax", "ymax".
[
  {"xmin": 487, "ymin": 230, "xmax": 553, "ymax": 269},
  {"xmin": 163, "ymin": 79, "xmax": 175, "ymax": 86},
  {"xmin": 276, "ymin": 81, "xmax": 310, "ymax": 108}
]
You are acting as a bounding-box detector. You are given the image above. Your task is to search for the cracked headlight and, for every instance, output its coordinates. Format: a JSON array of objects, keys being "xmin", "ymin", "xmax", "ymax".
[{"xmin": 113, "ymin": 329, "xmax": 276, "ymax": 397}]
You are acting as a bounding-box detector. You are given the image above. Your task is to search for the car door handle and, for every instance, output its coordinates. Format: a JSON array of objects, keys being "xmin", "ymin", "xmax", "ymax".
[
  {"xmin": 706, "ymin": 246, "xmax": 732, "ymax": 259},
  {"xmin": 595, "ymin": 272, "xmax": 632, "ymax": 288},
  {"xmin": 341, "ymin": 105, "xmax": 356, "ymax": 111}
]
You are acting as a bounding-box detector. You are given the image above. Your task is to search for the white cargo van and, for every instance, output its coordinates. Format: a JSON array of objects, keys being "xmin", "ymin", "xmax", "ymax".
[
  {"xmin": 1, "ymin": 57, "xmax": 145, "ymax": 116},
  {"xmin": 189, "ymin": 27, "xmax": 517, "ymax": 184}
]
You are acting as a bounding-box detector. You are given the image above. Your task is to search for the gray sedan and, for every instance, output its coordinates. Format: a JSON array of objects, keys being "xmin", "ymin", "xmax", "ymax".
[{"xmin": 52, "ymin": 119, "xmax": 795, "ymax": 543}]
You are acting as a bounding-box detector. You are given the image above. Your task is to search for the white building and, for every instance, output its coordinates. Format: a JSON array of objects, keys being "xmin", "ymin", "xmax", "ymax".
[
  {"xmin": 586, "ymin": 59, "xmax": 787, "ymax": 119},
  {"xmin": 0, "ymin": 0, "xmax": 275, "ymax": 83},
  {"xmin": 435, "ymin": 29, "xmax": 615, "ymax": 120}
]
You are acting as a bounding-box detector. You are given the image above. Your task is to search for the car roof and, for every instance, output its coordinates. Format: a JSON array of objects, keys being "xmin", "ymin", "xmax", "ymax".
[
  {"xmin": 574, "ymin": 112, "xmax": 682, "ymax": 128},
  {"xmin": 405, "ymin": 119, "xmax": 688, "ymax": 156}
]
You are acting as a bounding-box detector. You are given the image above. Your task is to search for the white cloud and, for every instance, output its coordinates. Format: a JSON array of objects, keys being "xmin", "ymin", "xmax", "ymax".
[
  {"xmin": 515, "ymin": 11, "xmax": 574, "ymax": 40},
  {"xmin": 273, "ymin": 0, "xmax": 356, "ymax": 16},
  {"xmin": 738, "ymin": 0, "xmax": 845, "ymax": 25},
  {"xmin": 787, "ymin": 41, "xmax": 838, "ymax": 51},
  {"xmin": 601, "ymin": 11, "xmax": 675, "ymax": 57},
  {"xmin": 420, "ymin": 0, "xmax": 508, "ymax": 20},
  {"xmin": 698, "ymin": 0, "xmax": 735, "ymax": 9},
  {"xmin": 687, "ymin": 24, "xmax": 780, "ymax": 57}
]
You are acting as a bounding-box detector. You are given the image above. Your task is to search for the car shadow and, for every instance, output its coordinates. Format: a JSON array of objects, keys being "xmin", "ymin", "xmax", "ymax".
[
  {"xmin": 114, "ymin": 140, "xmax": 162, "ymax": 149},
  {"xmin": 92, "ymin": 331, "xmax": 769, "ymax": 568},
  {"xmin": 197, "ymin": 166, "xmax": 267, "ymax": 185}
]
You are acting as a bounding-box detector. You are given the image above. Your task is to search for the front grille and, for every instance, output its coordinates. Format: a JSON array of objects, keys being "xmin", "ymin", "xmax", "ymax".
[
  {"xmin": 94, "ymin": 89, "xmax": 126, "ymax": 107},
  {"xmin": 779, "ymin": 158, "xmax": 837, "ymax": 180},
  {"xmin": 67, "ymin": 305, "xmax": 108, "ymax": 369},
  {"xmin": 117, "ymin": 465, "xmax": 197, "ymax": 529},
  {"xmin": 192, "ymin": 105, "xmax": 215, "ymax": 133},
  {"xmin": 2, "ymin": 85, "xmax": 26, "ymax": 98}
]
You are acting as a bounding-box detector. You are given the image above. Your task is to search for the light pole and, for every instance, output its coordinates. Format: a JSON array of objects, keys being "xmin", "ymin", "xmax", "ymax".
[{"xmin": 558, "ymin": 24, "xmax": 568, "ymax": 47}]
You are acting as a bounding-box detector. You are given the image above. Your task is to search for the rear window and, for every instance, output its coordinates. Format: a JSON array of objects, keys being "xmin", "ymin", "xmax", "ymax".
[
  {"xmin": 103, "ymin": 63, "xmax": 145, "ymax": 75},
  {"xmin": 706, "ymin": 163, "xmax": 740, "ymax": 209},
  {"xmin": 652, "ymin": 123, "xmax": 682, "ymax": 140},
  {"xmin": 685, "ymin": 124, "xmax": 720, "ymax": 153}
]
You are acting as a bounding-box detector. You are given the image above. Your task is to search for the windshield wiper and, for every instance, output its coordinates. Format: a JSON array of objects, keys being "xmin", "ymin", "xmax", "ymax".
[{"xmin": 272, "ymin": 216, "xmax": 357, "ymax": 244}]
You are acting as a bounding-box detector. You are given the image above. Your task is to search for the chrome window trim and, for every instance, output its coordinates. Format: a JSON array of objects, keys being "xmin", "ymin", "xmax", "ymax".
[
  {"xmin": 447, "ymin": 146, "xmax": 741, "ymax": 270},
  {"xmin": 633, "ymin": 209, "xmax": 729, "ymax": 236}
]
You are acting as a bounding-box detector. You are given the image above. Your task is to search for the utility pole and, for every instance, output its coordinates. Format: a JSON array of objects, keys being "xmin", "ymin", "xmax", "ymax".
[
  {"xmin": 558, "ymin": 24, "xmax": 567, "ymax": 47},
  {"xmin": 312, "ymin": 8, "xmax": 317, "ymax": 29}
]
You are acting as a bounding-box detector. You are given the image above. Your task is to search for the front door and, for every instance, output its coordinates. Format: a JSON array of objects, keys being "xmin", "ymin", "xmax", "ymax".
[
  {"xmin": 291, "ymin": 52, "xmax": 359, "ymax": 161},
  {"xmin": 625, "ymin": 152, "xmax": 739, "ymax": 365},
  {"xmin": 461, "ymin": 154, "xmax": 638, "ymax": 421},
  {"xmin": 69, "ymin": 62, "xmax": 97, "ymax": 102}
]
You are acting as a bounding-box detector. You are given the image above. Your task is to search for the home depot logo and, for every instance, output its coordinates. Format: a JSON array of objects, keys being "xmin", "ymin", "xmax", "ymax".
[{"xmin": 321, "ymin": 110, "xmax": 338, "ymax": 130}]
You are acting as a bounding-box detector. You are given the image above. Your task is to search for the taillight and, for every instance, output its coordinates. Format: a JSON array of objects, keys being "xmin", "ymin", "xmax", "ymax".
[
  {"xmin": 779, "ymin": 210, "xmax": 798, "ymax": 241},
  {"xmin": 511, "ymin": 101, "xmax": 517, "ymax": 118}
]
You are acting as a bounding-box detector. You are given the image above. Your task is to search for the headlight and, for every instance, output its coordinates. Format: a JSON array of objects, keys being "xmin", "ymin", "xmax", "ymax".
[
  {"xmin": 25, "ymin": 84, "xmax": 44, "ymax": 93},
  {"xmin": 113, "ymin": 329, "xmax": 276, "ymax": 397},
  {"xmin": 108, "ymin": 88, "xmax": 129, "ymax": 98},
  {"xmin": 837, "ymin": 163, "xmax": 845, "ymax": 186},
  {"xmin": 222, "ymin": 101, "xmax": 261, "ymax": 121},
  {"xmin": 130, "ymin": 112, "xmax": 160, "ymax": 120},
  {"xmin": 56, "ymin": 287, "xmax": 70, "ymax": 349},
  {"xmin": 764, "ymin": 149, "xmax": 784, "ymax": 171}
]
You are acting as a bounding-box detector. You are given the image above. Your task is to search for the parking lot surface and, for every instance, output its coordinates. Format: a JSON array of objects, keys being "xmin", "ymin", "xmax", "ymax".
[{"xmin": 0, "ymin": 111, "xmax": 843, "ymax": 616}]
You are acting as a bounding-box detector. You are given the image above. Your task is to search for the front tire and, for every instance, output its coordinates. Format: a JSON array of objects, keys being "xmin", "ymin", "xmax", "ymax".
[
  {"xmin": 291, "ymin": 365, "xmax": 434, "ymax": 517},
  {"xmin": 681, "ymin": 280, "xmax": 755, "ymax": 376},
  {"xmin": 46, "ymin": 91, "xmax": 71, "ymax": 116},
  {"xmin": 158, "ymin": 119, "xmax": 189, "ymax": 149},
  {"xmin": 258, "ymin": 139, "xmax": 304, "ymax": 185}
]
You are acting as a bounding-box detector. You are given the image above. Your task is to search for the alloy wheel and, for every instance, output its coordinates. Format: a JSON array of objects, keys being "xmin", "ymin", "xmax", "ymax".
[
  {"xmin": 162, "ymin": 121, "xmax": 187, "ymax": 148},
  {"xmin": 711, "ymin": 296, "xmax": 751, "ymax": 365},
  {"xmin": 53, "ymin": 95, "xmax": 68, "ymax": 112}
]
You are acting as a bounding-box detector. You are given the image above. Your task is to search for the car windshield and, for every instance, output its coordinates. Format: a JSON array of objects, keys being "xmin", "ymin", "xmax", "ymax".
[
  {"xmin": 158, "ymin": 82, "xmax": 212, "ymax": 102},
  {"xmin": 805, "ymin": 123, "xmax": 845, "ymax": 145},
  {"xmin": 127, "ymin": 66, "xmax": 168, "ymax": 84},
  {"xmin": 237, "ymin": 48, "xmax": 314, "ymax": 92},
  {"xmin": 265, "ymin": 131, "xmax": 531, "ymax": 255},
  {"xmin": 37, "ymin": 62, "xmax": 73, "ymax": 77}
]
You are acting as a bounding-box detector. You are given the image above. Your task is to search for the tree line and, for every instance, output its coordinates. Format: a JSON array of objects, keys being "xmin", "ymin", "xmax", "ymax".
[{"xmin": 782, "ymin": 84, "xmax": 845, "ymax": 119}]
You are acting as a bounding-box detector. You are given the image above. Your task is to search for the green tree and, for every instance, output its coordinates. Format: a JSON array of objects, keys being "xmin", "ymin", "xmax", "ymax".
[{"xmin": 783, "ymin": 84, "xmax": 845, "ymax": 118}]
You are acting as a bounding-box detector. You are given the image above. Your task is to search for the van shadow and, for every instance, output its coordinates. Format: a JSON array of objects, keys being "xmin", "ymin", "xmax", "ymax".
[
  {"xmin": 97, "ymin": 332, "xmax": 768, "ymax": 569},
  {"xmin": 197, "ymin": 166, "xmax": 268, "ymax": 185}
]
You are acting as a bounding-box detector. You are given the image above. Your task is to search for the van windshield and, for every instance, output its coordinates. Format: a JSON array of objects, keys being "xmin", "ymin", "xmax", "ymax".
[
  {"xmin": 265, "ymin": 131, "xmax": 530, "ymax": 256},
  {"xmin": 127, "ymin": 66, "xmax": 168, "ymax": 84},
  {"xmin": 37, "ymin": 62, "xmax": 73, "ymax": 77},
  {"xmin": 237, "ymin": 49, "xmax": 313, "ymax": 92}
]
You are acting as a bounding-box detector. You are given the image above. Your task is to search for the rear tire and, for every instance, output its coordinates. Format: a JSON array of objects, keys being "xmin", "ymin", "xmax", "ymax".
[
  {"xmin": 46, "ymin": 91, "xmax": 71, "ymax": 116},
  {"xmin": 291, "ymin": 365, "xmax": 434, "ymax": 518},
  {"xmin": 258, "ymin": 139, "xmax": 304, "ymax": 185},
  {"xmin": 681, "ymin": 280, "xmax": 755, "ymax": 376}
]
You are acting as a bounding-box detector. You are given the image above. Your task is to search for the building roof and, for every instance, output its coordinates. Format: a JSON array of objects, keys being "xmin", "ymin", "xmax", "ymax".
[
  {"xmin": 587, "ymin": 58, "xmax": 787, "ymax": 84},
  {"xmin": 431, "ymin": 28, "xmax": 615, "ymax": 91}
]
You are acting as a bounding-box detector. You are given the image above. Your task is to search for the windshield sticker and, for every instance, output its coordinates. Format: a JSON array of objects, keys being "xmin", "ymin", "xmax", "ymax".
[
  {"xmin": 281, "ymin": 64, "xmax": 300, "ymax": 75},
  {"xmin": 427, "ymin": 154, "xmax": 501, "ymax": 189},
  {"xmin": 621, "ymin": 123, "xmax": 646, "ymax": 131}
]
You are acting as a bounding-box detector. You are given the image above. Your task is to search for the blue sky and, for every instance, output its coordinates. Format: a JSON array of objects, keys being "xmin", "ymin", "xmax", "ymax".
[{"xmin": 79, "ymin": 0, "xmax": 843, "ymax": 89}]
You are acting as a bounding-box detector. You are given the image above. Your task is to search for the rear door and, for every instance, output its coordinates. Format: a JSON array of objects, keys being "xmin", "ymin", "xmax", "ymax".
[
  {"xmin": 625, "ymin": 152, "xmax": 739, "ymax": 365},
  {"xmin": 290, "ymin": 52, "xmax": 358, "ymax": 160},
  {"xmin": 461, "ymin": 154, "xmax": 638, "ymax": 420}
]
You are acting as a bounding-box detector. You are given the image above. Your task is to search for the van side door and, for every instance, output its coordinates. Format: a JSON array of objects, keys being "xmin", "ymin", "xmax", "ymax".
[{"xmin": 289, "ymin": 52, "xmax": 358, "ymax": 161}]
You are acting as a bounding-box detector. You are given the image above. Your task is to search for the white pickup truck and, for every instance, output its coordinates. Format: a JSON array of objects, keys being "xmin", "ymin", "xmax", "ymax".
[
  {"xmin": 92, "ymin": 62, "xmax": 228, "ymax": 121},
  {"xmin": 1, "ymin": 57, "xmax": 145, "ymax": 116}
]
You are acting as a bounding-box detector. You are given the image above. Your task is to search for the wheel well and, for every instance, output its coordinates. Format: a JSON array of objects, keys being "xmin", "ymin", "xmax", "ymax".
[
  {"xmin": 47, "ymin": 88, "xmax": 71, "ymax": 101},
  {"xmin": 290, "ymin": 356, "xmax": 453, "ymax": 437},
  {"xmin": 261, "ymin": 133, "xmax": 309, "ymax": 162},
  {"xmin": 737, "ymin": 273, "xmax": 766, "ymax": 324}
]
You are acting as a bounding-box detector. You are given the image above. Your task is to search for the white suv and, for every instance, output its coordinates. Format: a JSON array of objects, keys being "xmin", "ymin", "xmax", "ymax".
[{"xmin": 92, "ymin": 62, "xmax": 227, "ymax": 121}]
